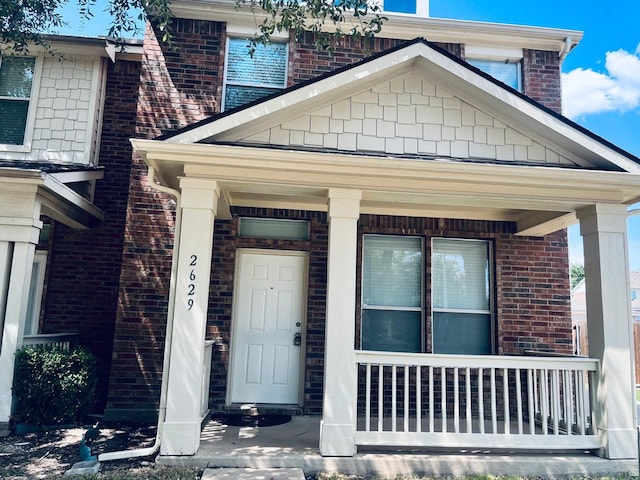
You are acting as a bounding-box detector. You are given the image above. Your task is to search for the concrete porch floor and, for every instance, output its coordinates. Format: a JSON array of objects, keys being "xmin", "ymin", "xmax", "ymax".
[{"xmin": 157, "ymin": 416, "xmax": 639, "ymax": 477}]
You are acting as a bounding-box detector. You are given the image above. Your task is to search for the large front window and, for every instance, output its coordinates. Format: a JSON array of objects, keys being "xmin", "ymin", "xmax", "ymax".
[
  {"xmin": 222, "ymin": 38, "xmax": 288, "ymax": 111},
  {"xmin": 361, "ymin": 235, "xmax": 423, "ymax": 352},
  {"xmin": 432, "ymin": 238, "xmax": 492, "ymax": 354},
  {"xmin": 0, "ymin": 56, "xmax": 35, "ymax": 145},
  {"xmin": 361, "ymin": 235, "xmax": 494, "ymax": 354}
]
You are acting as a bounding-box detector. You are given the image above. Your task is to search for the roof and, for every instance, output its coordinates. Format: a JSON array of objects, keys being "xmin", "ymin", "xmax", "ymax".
[
  {"xmin": 159, "ymin": 38, "xmax": 640, "ymax": 174},
  {"xmin": 133, "ymin": 37, "xmax": 640, "ymax": 235}
]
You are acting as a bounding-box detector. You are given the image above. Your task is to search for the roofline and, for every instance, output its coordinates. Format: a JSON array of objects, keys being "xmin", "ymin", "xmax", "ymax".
[
  {"xmin": 170, "ymin": 0, "xmax": 582, "ymax": 52},
  {"xmin": 2, "ymin": 34, "xmax": 143, "ymax": 61},
  {"xmin": 158, "ymin": 38, "xmax": 640, "ymax": 169}
]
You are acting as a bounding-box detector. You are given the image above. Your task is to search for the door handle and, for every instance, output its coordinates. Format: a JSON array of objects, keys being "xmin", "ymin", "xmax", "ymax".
[{"xmin": 293, "ymin": 332, "xmax": 302, "ymax": 346}]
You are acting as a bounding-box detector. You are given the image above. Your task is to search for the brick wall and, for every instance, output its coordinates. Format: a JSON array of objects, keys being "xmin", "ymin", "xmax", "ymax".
[
  {"xmin": 201, "ymin": 210, "xmax": 570, "ymax": 416},
  {"xmin": 101, "ymin": 18, "xmax": 569, "ymax": 416},
  {"xmin": 206, "ymin": 208, "xmax": 328, "ymax": 415},
  {"xmin": 498, "ymin": 229, "xmax": 572, "ymax": 354},
  {"xmin": 105, "ymin": 20, "xmax": 225, "ymax": 419},
  {"xmin": 42, "ymin": 59, "xmax": 141, "ymax": 411},
  {"xmin": 522, "ymin": 49, "xmax": 562, "ymax": 113}
]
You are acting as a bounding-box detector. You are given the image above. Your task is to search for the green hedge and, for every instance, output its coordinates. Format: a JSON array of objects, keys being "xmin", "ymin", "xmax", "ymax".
[{"xmin": 12, "ymin": 345, "xmax": 97, "ymax": 426}]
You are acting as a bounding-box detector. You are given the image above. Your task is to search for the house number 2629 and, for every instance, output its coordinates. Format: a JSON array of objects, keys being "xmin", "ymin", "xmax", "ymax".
[{"xmin": 187, "ymin": 254, "xmax": 197, "ymax": 311}]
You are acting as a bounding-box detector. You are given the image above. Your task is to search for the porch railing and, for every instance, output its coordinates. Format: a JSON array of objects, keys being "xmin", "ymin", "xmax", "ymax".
[
  {"xmin": 22, "ymin": 333, "xmax": 77, "ymax": 351},
  {"xmin": 355, "ymin": 350, "xmax": 600, "ymax": 450}
]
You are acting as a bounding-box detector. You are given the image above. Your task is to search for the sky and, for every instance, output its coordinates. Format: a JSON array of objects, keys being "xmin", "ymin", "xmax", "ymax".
[{"xmin": 54, "ymin": 0, "xmax": 640, "ymax": 270}]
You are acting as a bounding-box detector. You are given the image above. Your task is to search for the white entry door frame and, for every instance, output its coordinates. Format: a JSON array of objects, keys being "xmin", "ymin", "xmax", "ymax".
[{"xmin": 228, "ymin": 249, "xmax": 308, "ymax": 405}]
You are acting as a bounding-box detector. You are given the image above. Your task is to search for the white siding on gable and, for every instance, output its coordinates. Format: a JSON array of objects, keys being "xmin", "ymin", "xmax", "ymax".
[
  {"xmin": 242, "ymin": 73, "xmax": 578, "ymax": 167},
  {"xmin": 0, "ymin": 55, "xmax": 105, "ymax": 165}
]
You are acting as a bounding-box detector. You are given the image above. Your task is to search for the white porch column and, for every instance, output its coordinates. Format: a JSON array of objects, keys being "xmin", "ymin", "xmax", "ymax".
[
  {"xmin": 577, "ymin": 203, "xmax": 637, "ymax": 460},
  {"xmin": 0, "ymin": 214, "xmax": 42, "ymax": 434},
  {"xmin": 320, "ymin": 188, "xmax": 361, "ymax": 456},
  {"xmin": 161, "ymin": 179, "xmax": 219, "ymax": 456}
]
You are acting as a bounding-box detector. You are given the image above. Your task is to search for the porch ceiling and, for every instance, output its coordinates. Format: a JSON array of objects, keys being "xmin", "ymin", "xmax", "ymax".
[{"xmin": 133, "ymin": 139, "xmax": 640, "ymax": 236}]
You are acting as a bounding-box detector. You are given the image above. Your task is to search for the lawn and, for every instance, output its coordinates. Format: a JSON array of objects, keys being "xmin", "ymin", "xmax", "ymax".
[{"xmin": 78, "ymin": 472, "xmax": 640, "ymax": 480}]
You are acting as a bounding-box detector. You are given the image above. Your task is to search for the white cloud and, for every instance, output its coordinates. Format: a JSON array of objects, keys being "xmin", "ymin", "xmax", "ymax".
[{"xmin": 562, "ymin": 43, "xmax": 640, "ymax": 119}]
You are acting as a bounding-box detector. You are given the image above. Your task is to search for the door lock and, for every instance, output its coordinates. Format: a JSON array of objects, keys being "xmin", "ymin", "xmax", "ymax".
[{"xmin": 293, "ymin": 332, "xmax": 302, "ymax": 346}]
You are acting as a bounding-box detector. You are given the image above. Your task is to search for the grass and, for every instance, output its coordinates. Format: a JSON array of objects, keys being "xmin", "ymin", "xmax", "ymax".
[{"xmin": 76, "ymin": 471, "xmax": 640, "ymax": 480}]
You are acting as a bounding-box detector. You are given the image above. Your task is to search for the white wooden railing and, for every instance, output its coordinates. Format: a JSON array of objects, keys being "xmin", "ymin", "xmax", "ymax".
[
  {"xmin": 22, "ymin": 333, "xmax": 76, "ymax": 350},
  {"xmin": 355, "ymin": 350, "xmax": 600, "ymax": 450}
]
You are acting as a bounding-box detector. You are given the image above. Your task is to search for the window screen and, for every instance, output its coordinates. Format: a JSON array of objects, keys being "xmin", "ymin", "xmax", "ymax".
[
  {"xmin": 361, "ymin": 235, "xmax": 422, "ymax": 352},
  {"xmin": 467, "ymin": 59, "xmax": 521, "ymax": 92},
  {"xmin": 223, "ymin": 39, "xmax": 287, "ymax": 111},
  {"xmin": 432, "ymin": 238, "xmax": 492, "ymax": 354},
  {"xmin": 0, "ymin": 56, "xmax": 35, "ymax": 145}
]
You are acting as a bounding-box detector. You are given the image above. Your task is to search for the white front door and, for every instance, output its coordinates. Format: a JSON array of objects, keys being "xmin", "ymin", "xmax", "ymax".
[{"xmin": 230, "ymin": 251, "xmax": 306, "ymax": 404}]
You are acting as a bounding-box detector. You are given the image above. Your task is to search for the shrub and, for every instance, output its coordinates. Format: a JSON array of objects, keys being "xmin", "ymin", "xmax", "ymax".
[{"xmin": 12, "ymin": 345, "xmax": 97, "ymax": 426}]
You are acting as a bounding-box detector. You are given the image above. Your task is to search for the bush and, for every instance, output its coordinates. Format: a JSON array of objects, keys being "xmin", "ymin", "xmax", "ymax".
[{"xmin": 12, "ymin": 345, "xmax": 97, "ymax": 426}]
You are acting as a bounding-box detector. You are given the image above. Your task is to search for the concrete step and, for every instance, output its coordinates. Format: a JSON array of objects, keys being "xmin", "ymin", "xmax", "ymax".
[{"xmin": 202, "ymin": 467, "xmax": 305, "ymax": 480}]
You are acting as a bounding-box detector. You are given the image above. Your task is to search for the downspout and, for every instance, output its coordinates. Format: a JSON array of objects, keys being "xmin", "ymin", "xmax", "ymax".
[
  {"xmin": 99, "ymin": 165, "xmax": 181, "ymax": 461},
  {"xmin": 559, "ymin": 36, "xmax": 573, "ymax": 64}
]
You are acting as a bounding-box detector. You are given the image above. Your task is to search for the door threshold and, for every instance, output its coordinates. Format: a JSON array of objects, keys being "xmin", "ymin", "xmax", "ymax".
[{"xmin": 214, "ymin": 404, "xmax": 304, "ymax": 416}]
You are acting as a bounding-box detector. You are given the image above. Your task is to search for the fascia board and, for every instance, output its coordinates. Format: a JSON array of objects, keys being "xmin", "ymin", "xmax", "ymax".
[{"xmin": 131, "ymin": 139, "xmax": 640, "ymax": 201}]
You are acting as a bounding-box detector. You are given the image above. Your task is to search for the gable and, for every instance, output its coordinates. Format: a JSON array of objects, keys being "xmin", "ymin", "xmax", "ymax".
[
  {"xmin": 235, "ymin": 72, "xmax": 579, "ymax": 168},
  {"xmin": 164, "ymin": 39, "xmax": 640, "ymax": 174}
]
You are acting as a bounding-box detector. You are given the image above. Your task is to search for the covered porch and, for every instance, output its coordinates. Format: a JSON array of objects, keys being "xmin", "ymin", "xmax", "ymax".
[
  {"xmin": 130, "ymin": 37, "xmax": 640, "ymax": 465},
  {"xmin": 134, "ymin": 139, "xmax": 640, "ymax": 461},
  {"xmin": 157, "ymin": 415, "xmax": 638, "ymax": 477}
]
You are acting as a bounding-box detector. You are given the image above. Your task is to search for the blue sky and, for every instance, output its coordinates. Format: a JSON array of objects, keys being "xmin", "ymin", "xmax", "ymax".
[{"xmin": 55, "ymin": 0, "xmax": 640, "ymax": 270}]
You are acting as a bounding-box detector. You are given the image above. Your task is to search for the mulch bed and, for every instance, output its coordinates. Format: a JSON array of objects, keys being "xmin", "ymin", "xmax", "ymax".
[{"xmin": 0, "ymin": 422, "xmax": 158, "ymax": 478}]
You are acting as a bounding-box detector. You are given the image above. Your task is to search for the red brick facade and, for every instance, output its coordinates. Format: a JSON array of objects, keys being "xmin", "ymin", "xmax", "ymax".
[
  {"xmin": 522, "ymin": 49, "xmax": 563, "ymax": 113},
  {"xmin": 39, "ymin": 17, "xmax": 571, "ymax": 419},
  {"xmin": 41, "ymin": 59, "xmax": 141, "ymax": 410}
]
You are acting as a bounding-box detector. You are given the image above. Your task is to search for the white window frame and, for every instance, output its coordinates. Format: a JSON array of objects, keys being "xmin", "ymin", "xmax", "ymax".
[
  {"xmin": 431, "ymin": 237, "xmax": 494, "ymax": 354},
  {"xmin": 221, "ymin": 36, "xmax": 289, "ymax": 112},
  {"xmin": 0, "ymin": 53, "xmax": 42, "ymax": 153},
  {"xmin": 24, "ymin": 251, "xmax": 47, "ymax": 337},
  {"xmin": 360, "ymin": 234, "xmax": 424, "ymax": 353},
  {"xmin": 465, "ymin": 45, "xmax": 523, "ymax": 92}
]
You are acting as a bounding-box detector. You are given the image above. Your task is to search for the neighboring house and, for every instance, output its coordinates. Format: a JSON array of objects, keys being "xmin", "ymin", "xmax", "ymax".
[
  {"xmin": 572, "ymin": 273, "xmax": 640, "ymax": 382},
  {"xmin": 1, "ymin": 0, "xmax": 640, "ymax": 465}
]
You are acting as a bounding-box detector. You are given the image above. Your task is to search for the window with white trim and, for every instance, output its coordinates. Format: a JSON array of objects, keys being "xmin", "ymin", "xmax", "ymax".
[
  {"xmin": 222, "ymin": 38, "xmax": 288, "ymax": 111},
  {"xmin": 361, "ymin": 235, "xmax": 423, "ymax": 353},
  {"xmin": 432, "ymin": 238, "xmax": 493, "ymax": 354},
  {"xmin": 0, "ymin": 56, "xmax": 36, "ymax": 145},
  {"xmin": 361, "ymin": 235, "xmax": 494, "ymax": 354},
  {"xmin": 467, "ymin": 58, "xmax": 522, "ymax": 91}
]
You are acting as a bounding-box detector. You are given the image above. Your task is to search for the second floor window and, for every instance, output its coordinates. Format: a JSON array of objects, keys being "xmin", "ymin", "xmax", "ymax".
[
  {"xmin": 223, "ymin": 38, "xmax": 288, "ymax": 111},
  {"xmin": 467, "ymin": 58, "xmax": 522, "ymax": 92},
  {"xmin": 0, "ymin": 56, "xmax": 35, "ymax": 145}
]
